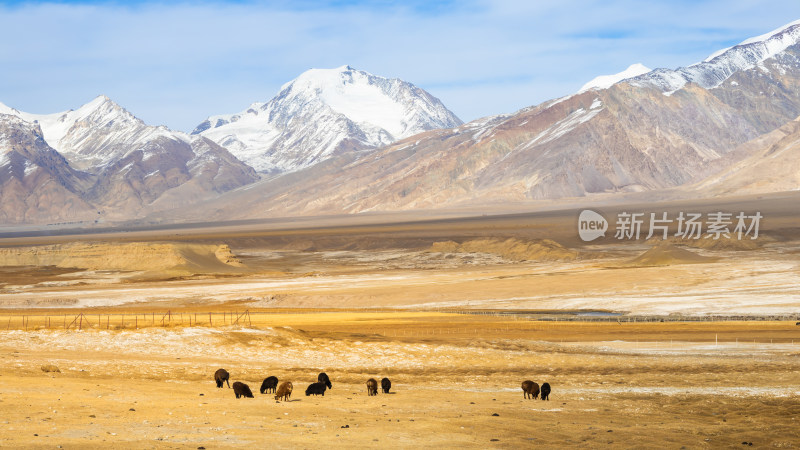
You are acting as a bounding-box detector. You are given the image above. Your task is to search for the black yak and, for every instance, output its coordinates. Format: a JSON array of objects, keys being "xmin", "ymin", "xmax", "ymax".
[
  {"xmin": 214, "ymin": 369, "xmax": 230, "ymax": 388},
  {"xmin": 381, "ymin": 377, "xmax": 391, "ymax": 394},
  {"xmin": 318, "ymin": 372, "xmax": 332, "ymax": 389},
  {"xmin": 541, "ymin": 382, "xmax": 551, "ymax": 401},
  {"xmin": 232, "ymin": 381, "xmax": 254, "ymax": 398},
  {"xmin": 305, "ymin": 382, "xmax": 327, "ymax": 396},
  {"xmin": 260, "ymin": 376, "xmax": 279, "ymax": 394}
]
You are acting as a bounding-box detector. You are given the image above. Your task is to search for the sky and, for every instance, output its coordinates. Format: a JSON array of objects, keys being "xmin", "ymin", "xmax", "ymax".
[{"xmin": 1, "ymin": 0, "xmax": 800, "ymax": 132}]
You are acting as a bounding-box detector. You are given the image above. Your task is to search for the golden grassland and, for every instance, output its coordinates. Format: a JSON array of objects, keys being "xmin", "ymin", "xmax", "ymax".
[
  {"xmin": 1, "ymin": 312, "xmax": 799, "ymax": 448},
  {"xmin": 0, "ymin": 309, "xmax": 799, "ymax": 343},
  {"xmin": 0, "ymin": 203, "xmax": 799, "ymax": 447}
]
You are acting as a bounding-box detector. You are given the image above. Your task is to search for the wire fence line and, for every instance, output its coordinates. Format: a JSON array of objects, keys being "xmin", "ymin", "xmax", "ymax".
[
  {"xmin": 0, "ymin": 309, "xmax": 798, "ymax": 335},
  {"xmin": 1, "ymin": 311, "xmax": 254, "ymax": 331}
]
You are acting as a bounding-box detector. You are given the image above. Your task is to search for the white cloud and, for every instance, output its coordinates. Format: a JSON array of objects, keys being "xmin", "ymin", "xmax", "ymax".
[{"xmin": 1, "ymin": 1, "xmax": 799, "ymax": 131}]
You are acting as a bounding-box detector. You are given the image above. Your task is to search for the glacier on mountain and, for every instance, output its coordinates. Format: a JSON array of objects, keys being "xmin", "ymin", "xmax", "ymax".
[{"xmin": 193, "ymin": 65, "xmax": 462, "ymax": 173}]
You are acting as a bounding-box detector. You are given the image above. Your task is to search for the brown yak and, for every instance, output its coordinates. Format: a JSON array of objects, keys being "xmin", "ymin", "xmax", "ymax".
[
  {"xmin": 366, "ymin": 378, "xmax": 378, "ymax": 396},
  {"xmin": 521, "ymin": 380, "xmax": 539, "ymax": 399},
  {"xmin": 275, "ymin": 381, "xmax": 293, "ymax": 401}
]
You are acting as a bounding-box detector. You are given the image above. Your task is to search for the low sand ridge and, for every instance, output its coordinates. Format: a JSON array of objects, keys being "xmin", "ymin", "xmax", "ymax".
[{"xmin": 0, "ymin": 242, "xmax": 244, "ymax": 277}]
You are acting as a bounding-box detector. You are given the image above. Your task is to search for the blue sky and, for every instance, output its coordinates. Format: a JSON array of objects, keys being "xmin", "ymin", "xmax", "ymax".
[{"xmin": 2, "ymin": 0, "xmax": 800, "ymax": 131}]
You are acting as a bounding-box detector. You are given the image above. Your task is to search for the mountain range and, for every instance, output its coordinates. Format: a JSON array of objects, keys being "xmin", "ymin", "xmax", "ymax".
[
  {"xmin": 192, "ymin": 65, "xmax": 462, "ymax": 174},
  {"xmin": 2, "ymin": 20, "xmax": 800, "ymax": 226},
  {"xmin": 0, "ymin": 96, "xmax": 259, "ymax": 223}
]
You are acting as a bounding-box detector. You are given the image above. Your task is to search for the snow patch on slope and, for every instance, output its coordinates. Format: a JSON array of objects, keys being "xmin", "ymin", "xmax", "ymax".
[
  {"xmin": 292, "ymin": 66, "xmax": 407, "ymax": 137},
  {"xmin": 579, "ymin": 63, "xmax": 652, "ymax": 92},
  {"xmin": 525, "ymin": 106, "xmax": 603, "ymax": 148}
]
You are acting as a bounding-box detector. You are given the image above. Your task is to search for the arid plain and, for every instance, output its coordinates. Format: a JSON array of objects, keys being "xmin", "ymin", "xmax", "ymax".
[{"xmin": 0, "ymin": 195, "xmax": 799, "ymax": 448}]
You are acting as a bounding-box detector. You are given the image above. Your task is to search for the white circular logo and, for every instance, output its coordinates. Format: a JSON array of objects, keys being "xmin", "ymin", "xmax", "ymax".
[{"xmin": 578, "ymin": 210, "xmax": 608, "ymax": 242}]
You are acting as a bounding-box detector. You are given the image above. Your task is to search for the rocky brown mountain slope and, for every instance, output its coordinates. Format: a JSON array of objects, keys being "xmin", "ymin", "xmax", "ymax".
[{"xmin": 0, "ymin": 115, "xmax": 95, "ymax": 224}]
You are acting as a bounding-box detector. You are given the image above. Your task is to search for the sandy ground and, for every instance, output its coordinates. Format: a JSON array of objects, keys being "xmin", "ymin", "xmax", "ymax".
[
  {"xmin": 0, "ymin": 203, "xmax": 799, "ymax": 447},
  {"xmin": 1, "ymin": 197, "xmax": 799, "ymax": 315},
  {"xmin": 1, "ymin": 314, "xmax": 800, "ymax": 448},
  {"xmin": 0, "ymin": 244, "xmax": 798, "ymax": 315}
]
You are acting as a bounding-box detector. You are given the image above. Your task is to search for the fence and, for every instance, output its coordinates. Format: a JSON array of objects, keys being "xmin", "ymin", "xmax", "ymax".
[
  {"xmin": 0, "ymin": 308, "xmax": 800, "ymax": 340},
  {"xmin": 2, "ymin": 310, "xmax": 253, "ymax": 331}
]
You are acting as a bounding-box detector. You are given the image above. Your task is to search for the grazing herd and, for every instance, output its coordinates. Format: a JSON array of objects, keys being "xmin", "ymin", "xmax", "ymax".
[
  {"xmin": 215, "ymin": 369, "xmax": 394, "ymax": 400},
  {"xmin": 215, "ymin": 369, "xmax": 553, "ymax": 402},
  {"xmin": 521, "ymin": 380, "xmax": 551, "ymax": 400}
]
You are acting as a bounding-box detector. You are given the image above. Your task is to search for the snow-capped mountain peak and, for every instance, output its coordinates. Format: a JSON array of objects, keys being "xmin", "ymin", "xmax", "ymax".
[
  {"xmin": 704, "ymin": 19, "xmax": 800, "ymax": 62},
  {"xmin": 0, "ymin": 95, "xmax": 146, "ymax": 153},
  {"xmin": 630, "ymin": 20, "xmax": 800, "ymax": 94},
  {"xmin": 193, "ymin": 66, "xmax": 462, "ymax": 173},
  {"xmin": 0, "ymin": 101, "xmax": 22, "ymax": 117},
  {"xmin": 579, "ymin": 63, "xmax": 652, "ymax": 92},
  {"xmin": 283, "ymin": 66, "xmax": 411, "ymax": 138},
  {"xmin": 39, "ymin": 95, "xmax": 145, "ymax": 147},
  {"xmin": 280, "ymin": 64, "xmax": 353, "ymax": 91}
]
